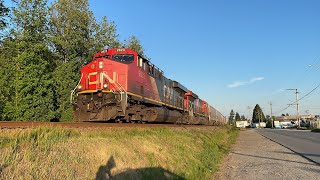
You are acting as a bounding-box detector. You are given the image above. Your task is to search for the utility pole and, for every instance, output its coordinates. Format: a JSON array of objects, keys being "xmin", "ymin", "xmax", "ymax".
[
  {"xmin": 296, "ymin": 90, "xmax": 300, "ymax": 129},
  {"xmin": 247, "ymin": 106, "xmax": 251, "ymax": 123},
  {"xmin": 286, "ymin": 89, "xmax": 300, "ymax": 129},
  {"xmin": 258, "ymin": 111, "xmax": 261, "ymax": 128},
  {"xmin": 269, "ymin": 102, "xmax": 273, "ymax": 128}
]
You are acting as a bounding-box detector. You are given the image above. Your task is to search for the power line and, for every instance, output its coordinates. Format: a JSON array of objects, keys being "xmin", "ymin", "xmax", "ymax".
[
  {"xmin": 273, "ymin": 57, "xmax": 320, "ymax": 115},
  {"xmin": 275, "ymin": 81, "xmax": 320, "ymax": 114},
  {"xmin": 275, "ymin": 83, "xmax": 320, "ymax": 115},
  {"xmin": 274, "ymin": 104, "xmax": 292, "ymax": 114},
  {"xmin": 297, "ymin": 83, "xmax": 320, "ymax": 102},
  {"xmin": 276, "ymin": 84, "xmax": 320, "ymax": 114},
  {"xmin": 287, "ymin": 83, "xmax": 320, "ymax": 106}
]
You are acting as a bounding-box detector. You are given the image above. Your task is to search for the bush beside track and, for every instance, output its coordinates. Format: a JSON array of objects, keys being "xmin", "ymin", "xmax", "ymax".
[
  {"xmin": 311, "ymin": 128, "xmax": 320, "ymax": 133},
  {"xmin": 0, "ymin": 126, "xmax": 238, "ymax": 179}
]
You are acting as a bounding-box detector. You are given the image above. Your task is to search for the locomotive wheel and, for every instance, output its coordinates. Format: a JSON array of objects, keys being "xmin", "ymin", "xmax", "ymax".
[
  {"xmin": 140, "ymin": 120, "xmax": 146, "ymax": 124},
  {"xmin": 115, "ymin": 119, "xmax": 122, "ymax": 123}
]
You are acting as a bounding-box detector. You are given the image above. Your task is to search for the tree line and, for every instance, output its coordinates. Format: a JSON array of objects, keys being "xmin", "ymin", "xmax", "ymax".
[
  {"xmin": 228, "ymin": 109, "xmax": 248, "ymax": 125},
  {"xmin": 0, "ymin": 0, "xmax": 145, "ymax": 121},
  {"xmin": 228, "ymin": 104, "xmax": 266, "ymax": 125},
  {"xmin": 229, "ymin": 104, "xmax": 276, "ymax": 127}
]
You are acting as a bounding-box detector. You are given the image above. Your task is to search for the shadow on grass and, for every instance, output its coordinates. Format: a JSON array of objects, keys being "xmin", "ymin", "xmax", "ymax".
[{"xmin": 95, "ymin": 156, "xmax": 186, "ymax": 180}]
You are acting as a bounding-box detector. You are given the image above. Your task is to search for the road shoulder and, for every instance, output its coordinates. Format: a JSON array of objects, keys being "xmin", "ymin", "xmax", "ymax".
[{"xmin": 215, "ymin": 129, "xmax": 320, "ymax": 180}]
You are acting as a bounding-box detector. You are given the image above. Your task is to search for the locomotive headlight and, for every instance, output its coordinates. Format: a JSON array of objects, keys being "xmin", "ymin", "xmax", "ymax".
[
  {"xmin": 78, "ymin": 85, "xmax": 82, "ymax": 90},
  {"xmin": 103, "ymin": 84, "xmax": 108, "ymax": 89},
  {"xmin": 99, "ymin": 61, "xmax": 104, "ymax": 69}
]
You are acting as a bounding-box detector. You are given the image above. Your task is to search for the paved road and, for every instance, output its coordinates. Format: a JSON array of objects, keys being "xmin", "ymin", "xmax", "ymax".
[
  {"xmin": 257, "ymin": 129, "xmax": 320, "ymax": 164},
  {"xmin": 216, "ymin": 129, "xmax": 320, "ymax": 180}
]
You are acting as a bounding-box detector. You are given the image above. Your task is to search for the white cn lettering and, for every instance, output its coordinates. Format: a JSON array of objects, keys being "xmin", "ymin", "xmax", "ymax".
[
  {"xmin": 88, "ymin": 71, "xmax": 118, "ymax": 86},
  {"xmin": 88, "ymin": 72, "xmax": 98, "ymax": 85},
  {"xmin": 100, "ymin": 72, "xmax": 117, "ymax": 87}
]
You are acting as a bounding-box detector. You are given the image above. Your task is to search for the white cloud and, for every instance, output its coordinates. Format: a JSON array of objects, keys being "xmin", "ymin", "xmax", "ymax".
[{"xmin": 227, "ymin": 77, "xmax": 265, "ymax": 88}]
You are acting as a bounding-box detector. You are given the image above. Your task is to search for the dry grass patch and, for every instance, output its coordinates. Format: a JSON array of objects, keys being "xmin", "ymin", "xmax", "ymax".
[{"xmin": 0, "ymin": 126, "xmax": 238, "ymax": 179}]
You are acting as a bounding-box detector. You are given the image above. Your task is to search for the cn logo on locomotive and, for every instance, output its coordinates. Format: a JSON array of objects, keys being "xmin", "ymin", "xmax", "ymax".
[{"xmin": 88, "ymin": 71, "xmax": 118, "ymax": 86}]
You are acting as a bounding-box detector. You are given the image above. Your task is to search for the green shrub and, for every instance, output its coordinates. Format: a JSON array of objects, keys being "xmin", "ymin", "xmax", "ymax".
[{"xmin": 311, "ymin": 128, "xmax": 320, "ymax": 133}]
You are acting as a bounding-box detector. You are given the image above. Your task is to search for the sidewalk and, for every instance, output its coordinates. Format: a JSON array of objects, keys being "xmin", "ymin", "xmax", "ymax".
[{"xmin": 215, "ymin": 129, "xmax": 320, "ymax": 180}]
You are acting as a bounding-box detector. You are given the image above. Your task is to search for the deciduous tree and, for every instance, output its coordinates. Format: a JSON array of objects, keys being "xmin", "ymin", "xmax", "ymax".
[
  {"xmin": 124, "ymin": 35, "xmax": 145, "ymax": 56},
  {"xmin": 94, "ymin": 16, "xmax": 121, "ymax": 50},
  {"xmin": 49, "ymin": 0, "xmax": 94, "ymax": 121},
  {"xmin": 0, "ymin": 38, "xmax": 17, "ymax": 120},
  {"xmin": 0, "ymin": 0, "xmax": 9, "ymax": 31},
  {"xmin": 0, "ymin": 0, "xmax": 144, "ymax": 122},
  {"xmin": 49, "ymin": 0, "xmax": 122, "ymax": 121},
  {"xmin": 49, "ymin": 0, "xmax": 95, "ymax": 63},
  {"xmin": 3, "ymin": 0, "xmax": 55, "ymax": 121}
]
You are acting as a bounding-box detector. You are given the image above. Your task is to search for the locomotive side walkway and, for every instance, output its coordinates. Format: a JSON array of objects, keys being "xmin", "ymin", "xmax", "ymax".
[{"xmin": 215, "ymin": 129, "xmax": 320, "ymax": 180}]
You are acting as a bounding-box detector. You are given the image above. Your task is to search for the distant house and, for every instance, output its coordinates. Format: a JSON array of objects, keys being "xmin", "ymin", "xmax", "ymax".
[
  {"xmin": 276, "ymin": 115, "xmax": 316, "ymax": 121},
  {"xmin": 236, "ymin": 121, "xmax": 248, "ymax": 128},
  {"xmin": 310, "ymin": 119, "xmax": 320, "ymax": 129},
  {"xmin": 276, "ymin": 115, "xmax": 317, "ymax": 128},
  {"xmin": 251, "ymin": 122, "xmax": 266, "ymax": 128}
]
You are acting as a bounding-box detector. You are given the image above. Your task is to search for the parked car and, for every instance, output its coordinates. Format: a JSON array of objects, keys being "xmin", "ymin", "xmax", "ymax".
[{"xmin": 281, "ymin": 124, "xmax": 293, "ymax": 129}]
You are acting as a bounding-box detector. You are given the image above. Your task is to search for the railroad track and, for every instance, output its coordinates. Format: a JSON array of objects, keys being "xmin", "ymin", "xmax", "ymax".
[{"xmin": 0, "ymin": 121, "xmax": 208, "ymax": 129}]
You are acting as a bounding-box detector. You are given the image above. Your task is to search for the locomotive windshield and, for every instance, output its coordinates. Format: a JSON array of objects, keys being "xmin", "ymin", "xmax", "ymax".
[{"xmin": 112, "ymin": 54, "xmax": 134, "ymax": 63}]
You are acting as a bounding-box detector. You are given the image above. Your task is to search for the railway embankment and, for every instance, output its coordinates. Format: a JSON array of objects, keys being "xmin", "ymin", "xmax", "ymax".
[{"xmin": 0, "ymin": 126, "xmax": 238, "ymax": 179}]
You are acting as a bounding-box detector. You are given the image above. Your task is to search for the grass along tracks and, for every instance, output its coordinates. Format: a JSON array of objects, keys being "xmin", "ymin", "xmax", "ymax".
[
  {"xmin": 0, "ymin": 126, "xmax": 238, "ymax": 179},
  {"xmin": 0, "ymin": 121, "xmax": 215, "ymax": 129}
]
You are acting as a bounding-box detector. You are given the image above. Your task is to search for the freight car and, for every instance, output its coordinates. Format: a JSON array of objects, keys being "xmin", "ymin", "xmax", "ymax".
[{"xmin": 71, "ymin": 48, "xmax": 226, "ymax": 125}]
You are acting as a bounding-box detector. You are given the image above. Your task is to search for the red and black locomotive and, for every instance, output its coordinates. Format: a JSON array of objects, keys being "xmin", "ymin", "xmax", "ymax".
[{"xmin": 71, "ymin": 48, "xmax": 226, "ymax": 125}]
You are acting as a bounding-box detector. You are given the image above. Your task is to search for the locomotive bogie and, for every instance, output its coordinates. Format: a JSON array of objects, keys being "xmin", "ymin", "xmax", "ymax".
[{"xmin": 73, "ymin": 92, "xmax": 121, "ymax": 121}]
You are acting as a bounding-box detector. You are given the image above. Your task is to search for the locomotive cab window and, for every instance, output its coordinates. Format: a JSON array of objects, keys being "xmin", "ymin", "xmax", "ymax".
[
  {"xmin": 103, "ymin": 55, "xmax": 110, "ymax": 59},
  {"xmin": 137, "ymin": 56, "xmax": 143, "ymax": 67},
  {"xmin": 93, "ymin": 55, "xmax": 110, "ymax": 60},
  {"xmin": 148, "ymin": 63, "xmax": 154, "ymax": 75},
  {"xmin": 112, "ymin": 54, "xmax": 134, "ymax": 63},
  {"xmin": 143, "ymin": 62, "xmax": 147, "ymax": 71},
  {"xmin": 137, "ymin": 55, "xmax": 148, "ymax": 71}
]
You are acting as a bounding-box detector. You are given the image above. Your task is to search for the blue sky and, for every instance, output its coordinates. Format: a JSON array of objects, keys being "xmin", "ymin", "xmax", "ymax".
[
  {"xmin": 88, "ymin": 0, "xmax": 320, "ymax": 117},
  {"xmin": 6, "ymin": 0, "xmax": 320, "ymax": 117}
]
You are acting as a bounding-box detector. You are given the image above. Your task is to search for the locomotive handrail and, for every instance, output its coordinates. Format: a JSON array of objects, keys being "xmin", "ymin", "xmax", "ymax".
[
  {"xmin": 101, "ymin": 71, "xmax": 127, "ymax": 103},
  {"xmin": 105, "ymin": 72, "xmax": 128, "ymax": 114},
  {"xmin": 115, "ymin": 83, "xmax": 127, "ymax": 103},
  {"xmin": 70, "ymin": 73, "xmax": 84, "ymax": 104},
  {"xmin": 102, "ymin": 71, "xmax": 126, "ymax": 92}
]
